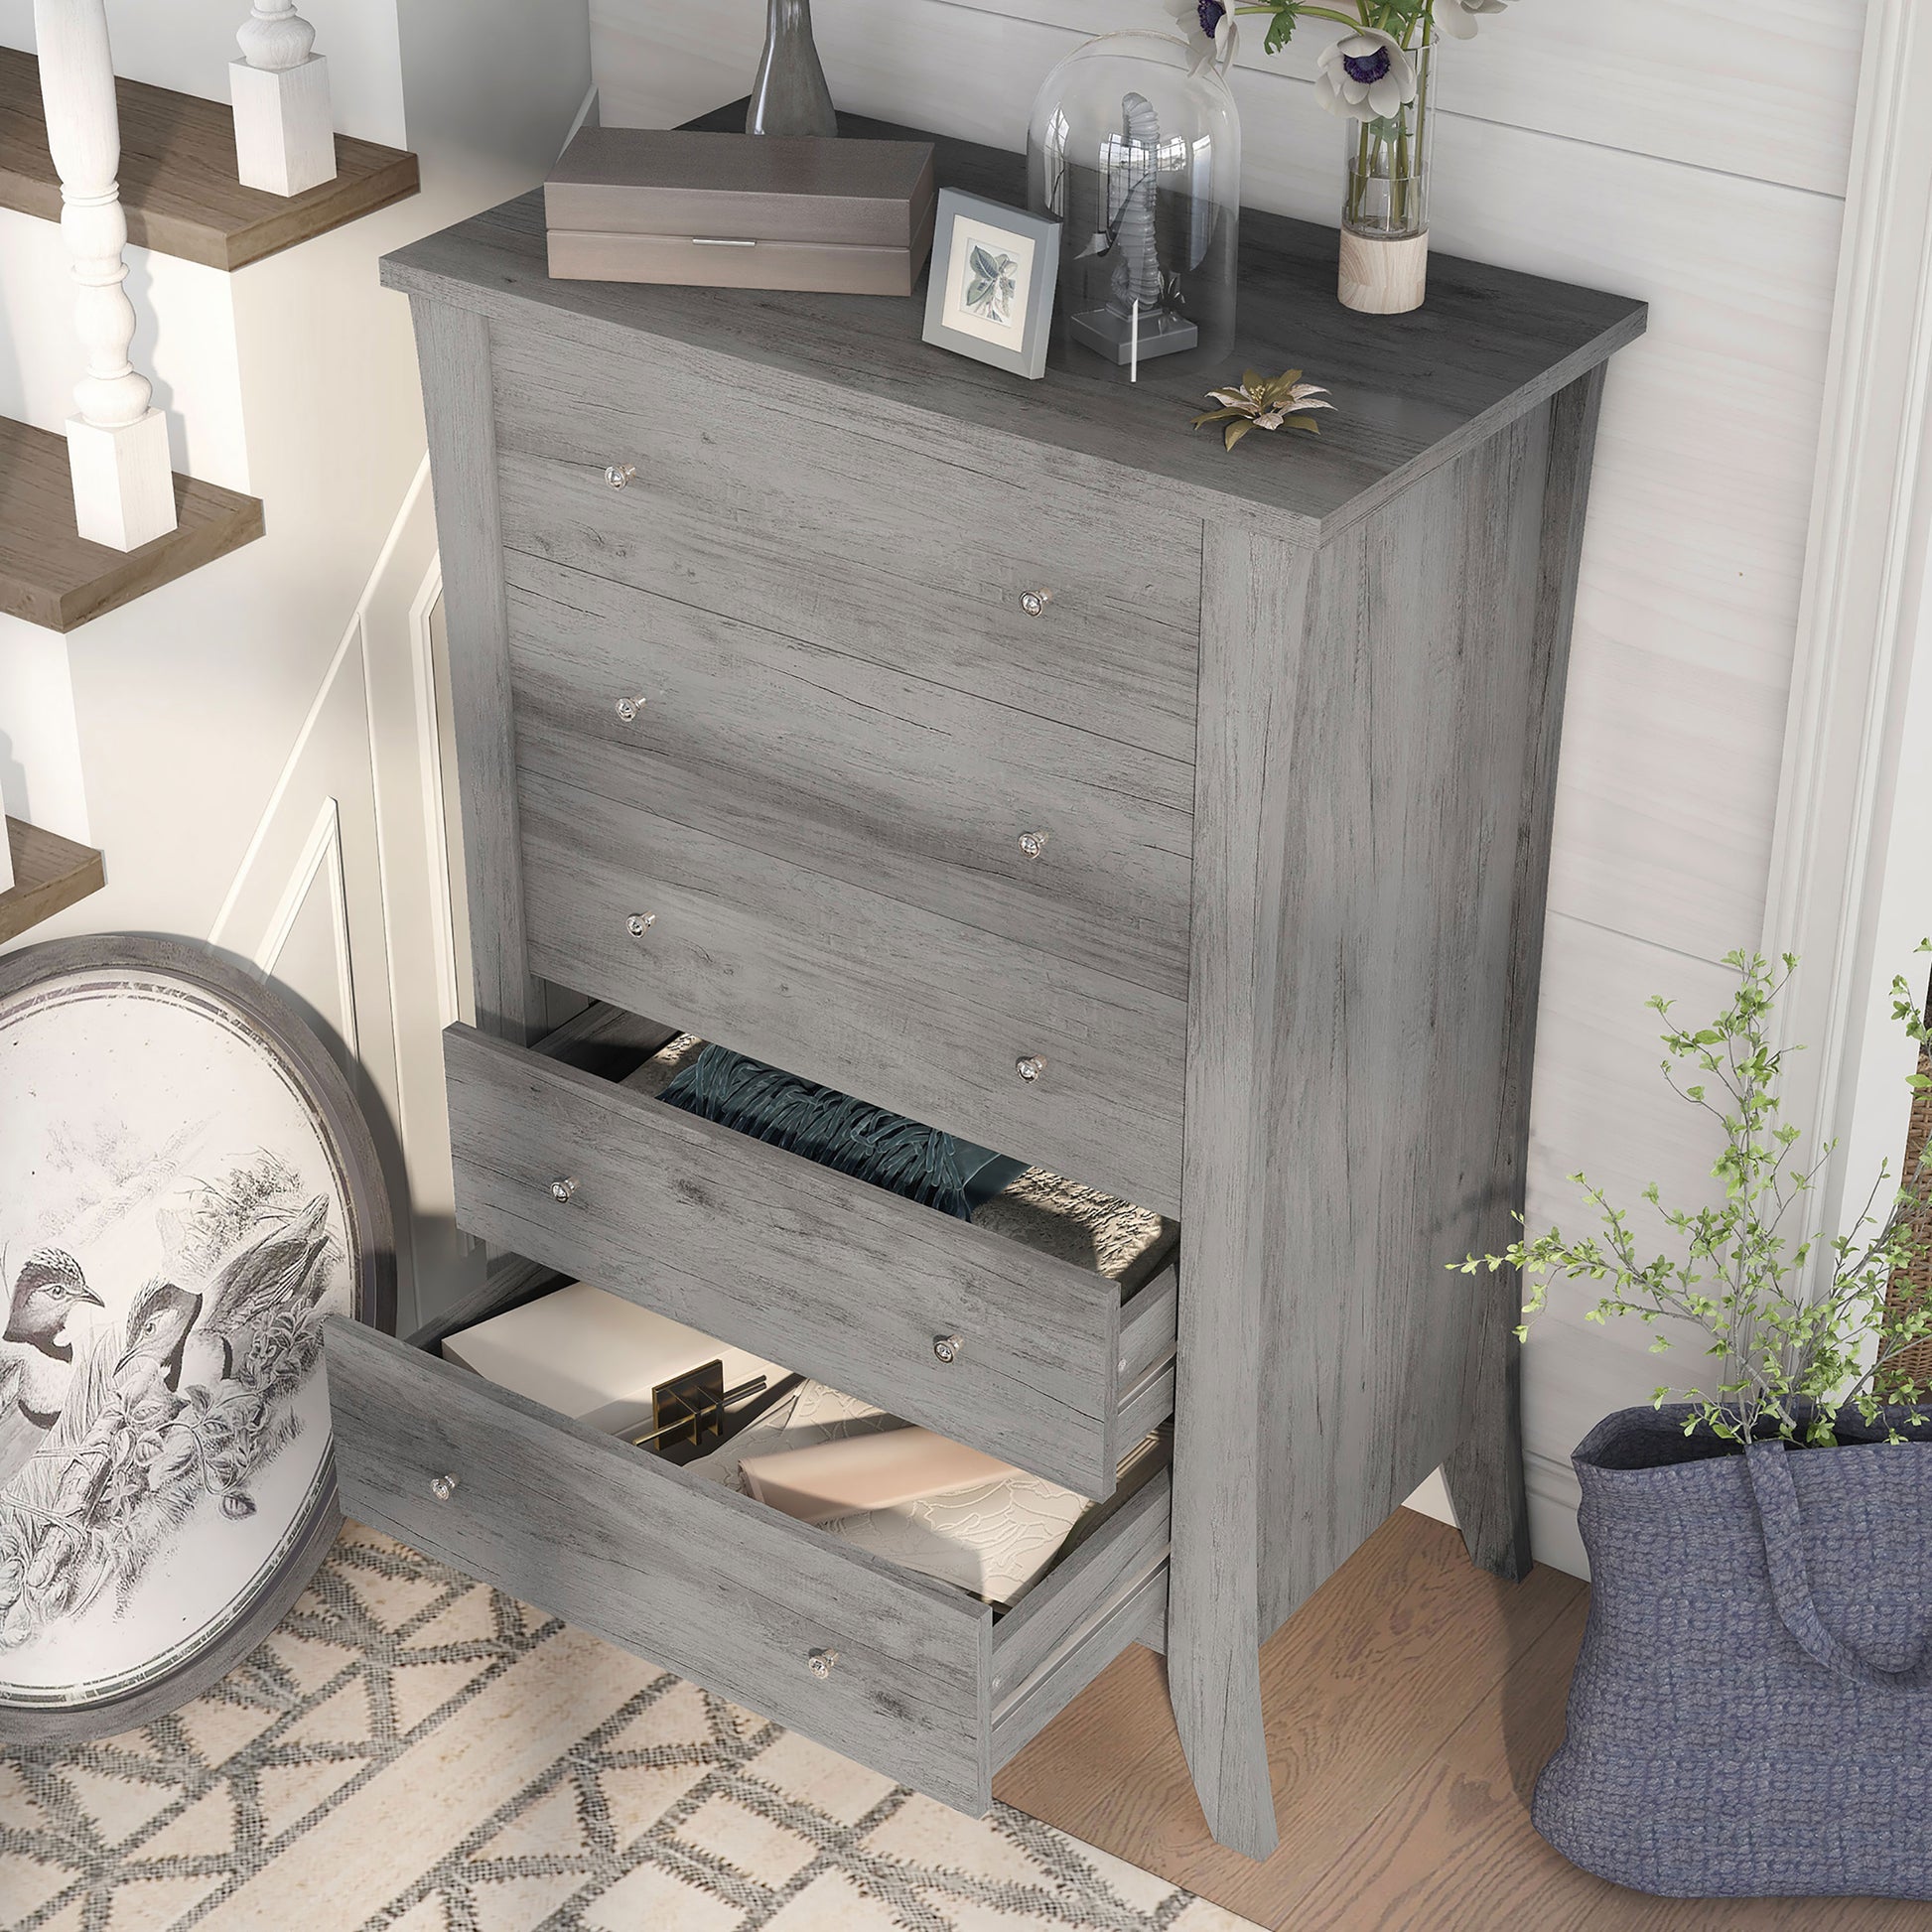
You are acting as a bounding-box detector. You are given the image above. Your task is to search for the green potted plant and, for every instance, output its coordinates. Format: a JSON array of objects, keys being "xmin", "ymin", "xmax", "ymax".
[{"xmin": 1461, "ymin": 945, "xmax": 1932, "ymax": 1898}]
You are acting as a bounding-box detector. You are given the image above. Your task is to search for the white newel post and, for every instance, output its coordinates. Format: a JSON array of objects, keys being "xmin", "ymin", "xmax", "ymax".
[
  {"xmin": 230, "ymin": 4, "xmax": 337, "ymax": 197},
  {"xmin": 34, "ymin": 0, "xmax": 177, "ymax": 553}
]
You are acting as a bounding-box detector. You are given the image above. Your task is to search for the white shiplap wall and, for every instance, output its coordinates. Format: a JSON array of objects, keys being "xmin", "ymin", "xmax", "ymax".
[{"xmin": 590, "ymin": 0, "xmax": 1865, "ymax": 1576}]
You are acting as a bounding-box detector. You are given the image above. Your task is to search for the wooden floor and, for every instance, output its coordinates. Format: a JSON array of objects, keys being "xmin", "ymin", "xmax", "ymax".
[{"xmin": 996, "ymin": 1508, "xmax": 1932, "ymax": 1931}]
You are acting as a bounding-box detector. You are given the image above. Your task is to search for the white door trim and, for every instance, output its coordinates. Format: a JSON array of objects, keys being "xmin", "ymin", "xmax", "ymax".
[{"xmin": 1763, "ymin": 0, "xmax": 1932, "ymax": 1247}]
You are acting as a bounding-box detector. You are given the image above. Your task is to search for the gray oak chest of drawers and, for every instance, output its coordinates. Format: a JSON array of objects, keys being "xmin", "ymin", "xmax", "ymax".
[{"xmin": 329, "ymin": 104, "xmax": 1645, "ymax": 1860}]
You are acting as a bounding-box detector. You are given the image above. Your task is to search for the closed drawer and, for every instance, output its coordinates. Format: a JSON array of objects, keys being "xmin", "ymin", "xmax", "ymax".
[
  {"xmin": 488, "ymin": 323, "xmax": 1202, "ymax": 766},
  {"xmin": 445, "ymin": 1023, "xmax": 1178, "ymax": 1499},
  {"xmin": 518, "ymin": 770, "xmax": 1187, "ymax": 1215},
  {"xmin": 324, "ymin": 1315, "xmax": 1172, "ymax": 1815},
  {"xmin": 505, "ymin": 551, "xmax": 1193, "ymax": 1001}
]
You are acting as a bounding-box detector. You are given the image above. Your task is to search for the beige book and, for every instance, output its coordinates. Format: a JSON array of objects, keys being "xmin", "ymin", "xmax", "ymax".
[{"xmin": 741, "ymin": 1427, "xmax": 1019, "ymax": 1526}]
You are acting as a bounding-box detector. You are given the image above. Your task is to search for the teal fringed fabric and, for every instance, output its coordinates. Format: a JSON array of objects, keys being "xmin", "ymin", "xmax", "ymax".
[{"xmin": 657, "ymin": 1044, "xmax": 1023, "ymax": 1220}]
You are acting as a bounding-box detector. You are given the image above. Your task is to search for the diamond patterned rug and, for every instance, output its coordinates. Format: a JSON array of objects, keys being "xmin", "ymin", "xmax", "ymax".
[{"xmin": 0, "ymin": 1523, "xmax": 1257, "ymax": 1932}]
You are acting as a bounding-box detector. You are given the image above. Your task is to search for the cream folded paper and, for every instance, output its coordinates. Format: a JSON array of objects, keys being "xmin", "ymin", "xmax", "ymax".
[
  {"xmin": 689, "ymin": 1380, "xmax": 1091, "ymax": 1608},
  {"xmin": 441, "ymin": 1281, "xmax": 782, "ymax": 1437},
  {"xmin": 740, "ymin": 1428, "xmax": 1018, "ymax": 1525}
]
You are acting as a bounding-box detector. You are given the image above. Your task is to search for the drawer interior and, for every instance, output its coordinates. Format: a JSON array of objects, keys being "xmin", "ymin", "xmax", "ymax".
[
  {"xmin": 445, "ymin": 1000, "xmax": 1178, "ymax": 1496},
  {"xmin": 334, "ymin": 1240, "xmax": 1170, "ymax": 1807}
]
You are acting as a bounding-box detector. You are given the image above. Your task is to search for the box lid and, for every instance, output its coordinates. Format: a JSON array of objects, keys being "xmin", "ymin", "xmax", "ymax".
[{"xmin": 545, "ymin": 127, "xmax": 936, "ymax": 249}]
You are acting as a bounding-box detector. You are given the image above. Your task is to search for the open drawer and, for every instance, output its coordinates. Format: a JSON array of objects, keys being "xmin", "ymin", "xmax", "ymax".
[
  {"xmin": 323, "ymin": 1314, "xmax": 1169, "ymax": 1816},
  {"xmin": 444, "ymin": 1022, "xmax": 1177, "ymax": 1498}
]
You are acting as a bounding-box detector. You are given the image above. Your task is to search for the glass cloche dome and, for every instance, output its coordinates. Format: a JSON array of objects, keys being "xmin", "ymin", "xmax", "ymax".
[{"xmin": 1027, "ymin": 28, "xmax": 1241, "ymax": 382}]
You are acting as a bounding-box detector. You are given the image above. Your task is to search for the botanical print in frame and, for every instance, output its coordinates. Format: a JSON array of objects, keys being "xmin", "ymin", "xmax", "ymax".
[
  {"xmin": 941, "ymin": 218, "xmax": 1035, "ymax": 349},
  {"xmin": 0, "ymin": 936, "xmax": 391, "ymax": 1740},
  {"xmin": 922, "ymin": 190, "xmax": 1060, "ymax": 381}
]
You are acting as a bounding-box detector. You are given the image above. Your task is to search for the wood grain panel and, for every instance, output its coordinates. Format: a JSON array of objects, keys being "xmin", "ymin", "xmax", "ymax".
[
  {"xmin": 325, "ymin": 1316, "xmax": 995, "ymax": 1811},
  {"xmin": 992, "ymin": 1469, "xmax": 1171, "ymax": 1709},
  {"xmin": 380, "ymin": 141, "xmax": 1641, "ymax": 544},
  {"xmin": 1168, "ymin": 517, "xmax": 1312, "ymax": 1862},
  {"xmin": 1252, "ymin": 406, "xmax": 1555, "ymax": 1640},
  {"xmin": 591, "ymin": 0, "xmax": 1862, "ymax": 199},
  {"xmin": 517, "ymin": 769, "xmax": 1188, "ymax": 1213},
  {"xmin": 0, "ymin": 46, "xmax": 418, "ymax": 270},
  {"xmin": 0, "ymin": 413, "xmax": 263, "ymax": 632},
  {"xmin": 489, "ymin": 323, "xmax": 1202, "ymax": 764},
  {"xmin": 991, "ymin": 1564, "xmax": 1170, "ymax": 1769},
  {"xmin": 1444, "ymin": 365, "xmax": 1606, "ymax": 1580},
  {"xmin": 503, "ymin": 550, "xmax": 1195, "ymax": 999},
  {"xmin": 0, "ymin": 817, "xmax": 103, "ymax": 941},
  {"xmin": 408, "ymin": 300, "xmax": 535, "ymax": 1045},
  {"xmin": 444, "ymin": 1024, "xmax": 1136, "ymax": 1495}
]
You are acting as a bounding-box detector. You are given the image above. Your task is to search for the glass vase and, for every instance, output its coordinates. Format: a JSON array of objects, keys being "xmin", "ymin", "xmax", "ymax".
[
  {"xmin": 746, "ymin": 0, "xmax": 837, "ymax": 139},
  {"xmin": 1338, "ymin": 37, "xmax": 1435, "ymax": 314}
]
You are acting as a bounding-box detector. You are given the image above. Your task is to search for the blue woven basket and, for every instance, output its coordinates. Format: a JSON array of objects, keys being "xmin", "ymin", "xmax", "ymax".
[{"xmin": 1536, "ymin": 1402, "xmax": 1932, "ymax": 1898}]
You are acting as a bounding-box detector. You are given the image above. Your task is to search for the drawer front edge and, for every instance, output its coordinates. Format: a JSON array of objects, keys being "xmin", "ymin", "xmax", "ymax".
[{"xmin": 446, "ymin": 1025, "xmax": 1125, "ymax": 1496}]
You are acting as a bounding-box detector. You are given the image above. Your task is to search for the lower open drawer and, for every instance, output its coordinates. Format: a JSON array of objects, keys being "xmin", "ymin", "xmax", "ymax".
[{"xmin": 323, "ymin": 1314, "xmax": 1168, "ymax": 1816}]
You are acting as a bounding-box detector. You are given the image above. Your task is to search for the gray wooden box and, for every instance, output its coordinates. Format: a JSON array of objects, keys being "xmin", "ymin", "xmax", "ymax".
[{"xmin": 544, "ymin": 126, "xmax": 936, "ymax": 296}]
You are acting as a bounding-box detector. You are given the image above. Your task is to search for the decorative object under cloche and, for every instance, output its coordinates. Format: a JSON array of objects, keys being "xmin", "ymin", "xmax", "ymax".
[{"xmin": 1026, "ymin": 24, "xmax": 1241, "ymax": 381}]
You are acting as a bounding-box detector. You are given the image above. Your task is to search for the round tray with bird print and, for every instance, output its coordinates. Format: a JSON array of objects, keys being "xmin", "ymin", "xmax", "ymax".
[{"xmin": 0, "ymin": 935, "xmax": 391, "ymax": 1742}]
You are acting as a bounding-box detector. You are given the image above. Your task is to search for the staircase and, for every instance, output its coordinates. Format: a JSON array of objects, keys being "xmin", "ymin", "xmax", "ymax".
[
  {"xmin": 0, "ymin": 0, "xmax": 595, "ymax": 1329},
  {"xmin": 0, "ymin": 4, "xmax": 419, "ymax": 941}
]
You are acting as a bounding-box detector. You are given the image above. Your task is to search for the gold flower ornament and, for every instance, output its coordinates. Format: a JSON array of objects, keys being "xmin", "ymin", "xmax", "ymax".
[{"xmin": 1191, "ymin": 368, "xmax": 1334, "ymax": 452}]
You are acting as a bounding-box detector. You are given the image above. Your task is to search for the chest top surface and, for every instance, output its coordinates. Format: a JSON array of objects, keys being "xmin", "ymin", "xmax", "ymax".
[{"xmin": 382, "ymin": 101, "xmax": 1644, "ymax": 539}]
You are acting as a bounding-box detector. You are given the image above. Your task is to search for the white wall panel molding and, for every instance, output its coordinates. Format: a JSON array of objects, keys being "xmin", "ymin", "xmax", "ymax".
[
  {"xmin": 252, "ymin": 791, "xmax": 356, "ymax": 1061},
  {"xmin": 594, "ymin": 0, "xmax": 1862, "ymax": 196},
  {"xmin": 207, "ymin": 462, "xmax": 483, "ymax": 1331},
  {"xmin": 1763, "ymin": 0, "xmax": 1932, "ymax": 1265},
  {"xmin": 936, "ymin": 0, "xmax": 1861, "ymax": 197}
]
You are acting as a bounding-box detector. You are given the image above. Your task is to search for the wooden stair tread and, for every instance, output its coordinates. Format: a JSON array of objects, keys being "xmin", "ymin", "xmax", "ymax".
[
  {"xmin": 0, "ymin": 414, "xmax": 264, "ymax": 632},
  {"xmin": 0, "ymin": 46, "xmax": 418, "ymax": 270},
  {"xmin": 0, "ymin": 818, "xmax": 103, "ymax": 944}
]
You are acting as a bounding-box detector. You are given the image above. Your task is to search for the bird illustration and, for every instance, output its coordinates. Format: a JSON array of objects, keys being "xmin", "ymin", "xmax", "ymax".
[
  {"xmin": 115, "ymin": 1281, "xmax": 203, "ymax": 1394},
  {"xmin": 0, "ymin": 1249, "xmax": 103, "ymax": 1493},
  {"xmin": 184, "ymin": 1194, "xmax": 333, "ymax": 1388}
]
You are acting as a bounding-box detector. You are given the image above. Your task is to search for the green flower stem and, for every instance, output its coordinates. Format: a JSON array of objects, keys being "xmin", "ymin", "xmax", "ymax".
[{"xmin": 1231, "ymin": 4, "xmax": 1367, "ymax": 29}]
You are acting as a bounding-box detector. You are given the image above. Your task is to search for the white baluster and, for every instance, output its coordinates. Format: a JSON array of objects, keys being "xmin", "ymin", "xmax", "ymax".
[
  {"xmin": 230, "ymin": 3, "xmax": 337, "ymax": 197},
  {"xmin": 0, "ymin": 816, "xmax": 14, "ymax": 896},
  {"xmin": 34, "ymin": 0, "xmax": 176, "ymax": 553}
]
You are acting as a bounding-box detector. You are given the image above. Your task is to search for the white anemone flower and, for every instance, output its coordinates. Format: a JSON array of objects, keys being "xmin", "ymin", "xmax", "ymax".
[
  {"xmin": 1315, "ymin": 30, "xmax": 1419, "ymax": 121},
  {"xmin": 1434, "ymin": 0, "xmax": 1509, "ymax": 39},
  {"xmin": 1161, "ymin": 0, "xmax": 1220, "ymax": 38}
]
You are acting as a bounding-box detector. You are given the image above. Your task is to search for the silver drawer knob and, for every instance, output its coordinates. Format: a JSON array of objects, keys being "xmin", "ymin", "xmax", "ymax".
[
  {"xmin": 615, "ymin": 696, "xmax": 645, "ymax": 723},
  {"xmin": 550, "ymin": 1176, "xmax": 577, "ymax": 1203},
  {"xmin": 933, "ymin": 1333, "xmax": 964, "ymax": 1364},
  {"xmin": 430, "ymin": 1473, "xmax": 459, "ymax": 1502},
  {"xmin": 807, "ymin": 1647, "xmax": 840, "ymax": 1679},
  {"xmin": 604, "ymin": 463, "xmax": 636, "ymax": 488},
  {"xmin": 1016, "ymin": 1054, "xmax": 1046, "ymax": 1082},
  {"xmin": 1019, "ymin": 588, "xmax": 1053, "ymax": 618},
  {"xmin": 627, "ymin": 912, "xmax": 656, "ymax": 938},
  {"xmin": 1018, "ymin": 830, "xmax": 1048, "ymax": 860}
]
